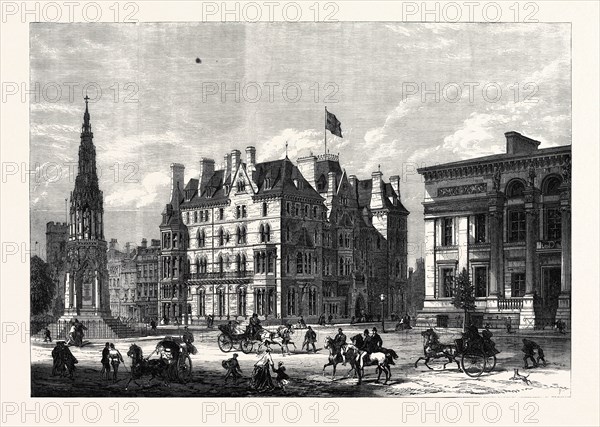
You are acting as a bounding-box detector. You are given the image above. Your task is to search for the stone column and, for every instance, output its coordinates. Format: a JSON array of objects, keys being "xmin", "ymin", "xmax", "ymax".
[
  {"xmin": 556, "ymin": 182, "xmax": 571, "ymax": 326},
  {"xmin": 520, "ymin": 184, "xmax": 539, "ymax": 328},
  {"xmin": 487, "ymin": 192, "xmax": 505, "ymax": 298}
]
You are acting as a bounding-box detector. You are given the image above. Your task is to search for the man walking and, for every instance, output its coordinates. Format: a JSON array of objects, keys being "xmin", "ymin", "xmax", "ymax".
[
  {"xmin": 100, "ymin": 342, "xmax": 111, "ymax": 380},
  {"xmin": 108, "ymin": 343, "xmax": 124, "ymax": 383},
  {"xmin": 303, "ymin": 326, "xmax": 317, "ymax": 353}
]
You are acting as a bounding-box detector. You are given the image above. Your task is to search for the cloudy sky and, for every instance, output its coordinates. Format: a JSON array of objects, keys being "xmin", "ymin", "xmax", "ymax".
[{"xmin": 30, "ymin": 22, "xmax": 571, "ymax": 266}]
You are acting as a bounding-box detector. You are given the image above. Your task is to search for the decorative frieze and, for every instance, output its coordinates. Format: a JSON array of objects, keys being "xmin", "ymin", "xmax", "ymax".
[{"xmin": 437, "ymin": 183, "xmax": 487, "ymax": 197}]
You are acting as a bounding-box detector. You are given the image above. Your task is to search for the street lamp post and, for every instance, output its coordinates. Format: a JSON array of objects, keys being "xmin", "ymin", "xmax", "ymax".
[{"xmin": 380, "ymin": 293, "xmax": 386, "ymax": 333}]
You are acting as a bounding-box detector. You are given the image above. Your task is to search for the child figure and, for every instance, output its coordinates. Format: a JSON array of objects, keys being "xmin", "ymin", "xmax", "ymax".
[
  {"xmin": 223, "ymin": 353, "xmax": 243, "ymax": 384},
  {"xmin": 272, "ymin": 361, "xmax": 290, "ymax": 391}
]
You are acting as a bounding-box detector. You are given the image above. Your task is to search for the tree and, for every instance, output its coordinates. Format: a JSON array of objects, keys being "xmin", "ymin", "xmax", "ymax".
[
  {"xmin": 451, "ymin": 267, "xmax": 476, "ymax": 332},
  {"xmin": 30, "ymin": 256, "xmax": 56, "ymax": 316}
]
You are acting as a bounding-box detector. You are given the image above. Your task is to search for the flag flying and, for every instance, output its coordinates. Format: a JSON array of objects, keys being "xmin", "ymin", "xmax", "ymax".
[{"xmin": 325, "ymin": 108, "xmax": 343, "ymax": 138}]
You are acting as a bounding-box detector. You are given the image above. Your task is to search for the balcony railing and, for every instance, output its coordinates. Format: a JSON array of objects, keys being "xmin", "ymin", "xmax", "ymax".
[
  {"xmin": 536, "ymin": 240, "xmax": 561, "ymax": 250},
  {"xmin": 189, "ymin": 271, "xmax": 253, "ymax": 280},
  {"xmin": 498, "ymin": 297, "xmax": 524, "ymax": 310}
]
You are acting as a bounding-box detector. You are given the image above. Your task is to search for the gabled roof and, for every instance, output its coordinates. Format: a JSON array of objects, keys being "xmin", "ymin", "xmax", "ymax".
[{"xmin": 181, "ymin": 157, "xmax": 323, "ymax": 208}]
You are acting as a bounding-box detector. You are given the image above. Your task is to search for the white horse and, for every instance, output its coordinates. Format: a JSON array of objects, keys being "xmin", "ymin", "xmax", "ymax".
[{"xmin": 356, "ymin": 349, "xmax": 398, "ymax": 385}]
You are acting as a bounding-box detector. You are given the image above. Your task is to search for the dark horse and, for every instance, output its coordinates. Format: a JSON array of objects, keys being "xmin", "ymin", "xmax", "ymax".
[
  {"xmin": 322, "ymin": 337, "xmax": 360, "ymax": 380},
  {"xmin": 414, "ymin": 328, "xmax": 460, "ymax": 371},
  {"xmin": 125, "ymin": 344, "xmax": 170, "ymax": 390}
]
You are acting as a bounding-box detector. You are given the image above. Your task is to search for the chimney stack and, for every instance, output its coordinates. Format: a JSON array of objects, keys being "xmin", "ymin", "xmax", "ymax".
[
  {"xmin": 370, "ymin": 169, "xmax": 384, "ymax": 210},
  {"xmin": 223, "ymin": 154, "xmax": 232, "ymax": 181},
  {"xmin": 199, "ymin": 158, "xmax": 215, "ymax": 193},
  {"xmin": 170, "ymin": 163, "xmax": 185, "ymax": 203},
  {"xmin": 141, "ymin": 238, "xmax": 147, "ymax": 249},
  {"xmin": 390, "ymin": 175, "xmax": 401, "ymax": 204},
  {"xmin": 297, "ymin": 155, "xmax": 317, "ymax": 191},
  {"xmin": 505, "ymin": 131, "xmax": 540, "ymax": 155},
  {"xmin": 245, "ymin": 146, "xmax": 256, "ymax": 173},
  {"xmin": 231, "ymin": 149, "xmax": 241, "ymax": 180},
  {"xmin": 327, "ymin": 171, "xmax": 337, "ymax": 198}
]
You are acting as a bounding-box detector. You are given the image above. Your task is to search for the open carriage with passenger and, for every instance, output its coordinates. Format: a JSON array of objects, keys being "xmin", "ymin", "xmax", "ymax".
[
  {"xmin": 217, "ymin": 323, "xmax": 258, "ymax": 354},
  {"xmin": 415, "ymin": 326, "xmax": 500, "ymax": 377},
  {"xmin": 125, "ymin": 336, "xmax": 193, "ymax": 389}
]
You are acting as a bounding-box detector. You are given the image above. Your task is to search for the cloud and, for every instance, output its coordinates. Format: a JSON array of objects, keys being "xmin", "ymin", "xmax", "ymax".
[{"xmin": 105, "ymin": 171, "xmax": 170, "ymax": 209}]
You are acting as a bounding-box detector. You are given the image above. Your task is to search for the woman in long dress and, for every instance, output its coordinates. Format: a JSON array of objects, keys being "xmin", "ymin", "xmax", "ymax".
[{"xmin": 251, "ymin": 348, "xmax": 275, "ymax": 392}]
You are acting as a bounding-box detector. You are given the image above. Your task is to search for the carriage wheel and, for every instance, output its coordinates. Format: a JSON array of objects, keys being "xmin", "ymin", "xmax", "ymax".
[
  {"xmin": 484, "ymin": 354, "xmax": 497, "ymax": 372},
  {"xmin": 177, "ymin": 355, "xmax": 192, "ymax": 383},
  {"xmin": 218, "ymin": 334, "xmax": 233, "ymax": 352},
  {"xmin": 240, "ymin": 338, "xmax": 254, "ymax": 354},
  {"xmin": 461, "ymin": 351, "xmax": 487, "ymax": 377}
]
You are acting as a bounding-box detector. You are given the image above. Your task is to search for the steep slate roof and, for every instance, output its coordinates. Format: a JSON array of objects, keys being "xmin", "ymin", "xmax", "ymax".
[
  {"xmin": 355, "ymin": 177, "xmax": 409, "ymax": 214},
  {"xmin": 181, "ymin": 157, "xmax": 323, "ymax": 208}
]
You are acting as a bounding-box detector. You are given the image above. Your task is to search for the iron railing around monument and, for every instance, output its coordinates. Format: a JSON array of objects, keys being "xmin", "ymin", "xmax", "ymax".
[{"xmin": 32, "ymin": 318, "xmax": 148, "ymax": 340}]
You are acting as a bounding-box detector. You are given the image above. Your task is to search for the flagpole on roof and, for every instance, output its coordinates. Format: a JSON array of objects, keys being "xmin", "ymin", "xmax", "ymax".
[{"xmin": 324, "ymin": 106, "xmax": 327, "ymax": 155}]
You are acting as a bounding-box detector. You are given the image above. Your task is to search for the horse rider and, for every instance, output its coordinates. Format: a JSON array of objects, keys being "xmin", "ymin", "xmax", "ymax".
[
  {"xmin": 351, "ymin": 332, "xmax": 366, "ymax": 351},
  {"xmin": 333, "ymin": 328, "xmax": 347, "ymax": 364},
  {"xmin": 369, "ymin": 327, "xmax": 383, "ymax": 353},
  {"xmin": 303, "ymin": 326, "xmax": 317, "ymax": 353},
  {"xmin": 182, "ymin": 326, "xmax": 198, "ymax": 355}
]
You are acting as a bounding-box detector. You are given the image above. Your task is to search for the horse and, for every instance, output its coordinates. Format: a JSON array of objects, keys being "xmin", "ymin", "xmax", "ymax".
[
  {"xmin": 125, "ymin": 344, "xmax": 170, "ymax": 390},
  {"xmin": 322, "ymin": 337, "xmax": 360, "ymax": 380},
  {"xmin": 355, "ymin": 347, "xmax": 398, "ymax": 385},
  {"xmin": 414, "ymin": 328, "xmax": 460, "ymax": 371}
]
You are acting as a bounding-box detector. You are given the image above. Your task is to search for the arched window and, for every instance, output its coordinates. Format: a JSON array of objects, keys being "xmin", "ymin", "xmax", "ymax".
[
  {"xmin": 339, "ymin": 257, "xmax": 344, "ymax": 275},
  {"xmin": 218, "ymin": 255, "xmax": 224, "ymax": 274},
  {"xmin": 235, "ymin": 254, "xmax": 241, "ymax": 272},
  {"xmin": 287, "ymin": 288, "xmax": 297, "ymax": 316},
  {"xmin": 237, "ymin": 287, "xmax": 247, "ymax": 316},
  {"xmin": 240, "ymin": 254, "xmax": 247, "ymax": 273},
  {"xmin": 259, "ymin": 224, "xmax": 265, "ymax": 242},
  {"xmin": 506, "ymin": 179, "xmax": 526, "ymax": 198},
  {"xmin": 265, "ymin": 224, "xmax": 271, "ymax": 242},
  {"xmin": 217, "ymin": 287, "xmax": 226, "ymax": 317},
  {"xmin": 197, "ymin": 229, "xmax": 205, "ymax": 247},
  {"xmin": 193, "ymin": 211, "xmax": 198, "ymax": 223},
  {"xmin": 197, "ymin": 287, "xmax": 206, "ymax": 316},
  {"xmin": 195, "ymin": 258, "xmax": 200, "ymax": 274},
  {"xmin": 218, "ymin": 228, "xmax": 224, "ymax": 246},
  {"xmin": 241, "ymin": 226, "xmax": 247, "ymax": 244},
  {"xmin": 543, "ymin": 176, "xmax": 562, "ymax": 196},
  {"xmin": 296, "ymin": 252, "xmax": 303, "ymax": 274},
  {"xmin": 309, "ymin": 287, "xmax": 317, "ymax": 315},
  {"xmin": 262, "ymin": 202, "xmax": 268, "ymax": 217}
]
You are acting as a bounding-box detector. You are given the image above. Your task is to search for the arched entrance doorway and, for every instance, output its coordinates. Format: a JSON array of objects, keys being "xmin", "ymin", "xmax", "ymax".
[{"xmin": 355, "ymin": 293, "xmax": 365, "ymax": 318}]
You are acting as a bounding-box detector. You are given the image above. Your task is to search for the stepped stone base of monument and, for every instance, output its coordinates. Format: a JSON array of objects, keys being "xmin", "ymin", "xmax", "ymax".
[{"xmin": 36, "ymin": 312, "xmax": 141, "ymax": 340}]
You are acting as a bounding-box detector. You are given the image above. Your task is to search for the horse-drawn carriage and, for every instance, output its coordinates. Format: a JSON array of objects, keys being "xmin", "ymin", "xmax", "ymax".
[
  {"xmin": 217, "ymin": 324, "xmax": 257, "ymax": 354},
  {"xmin": 126, "ymin": 337, "xmax": 193, "ymax": 388},
  {"xmin": 415, "ymin": 328, "xmax": 499, "ymax": 377}
]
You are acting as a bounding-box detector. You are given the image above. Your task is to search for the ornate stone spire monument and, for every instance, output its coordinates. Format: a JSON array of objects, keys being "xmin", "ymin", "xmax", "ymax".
[{"xmin": 63, "ymin": 96, "xmax": 111, "ymax": 316}]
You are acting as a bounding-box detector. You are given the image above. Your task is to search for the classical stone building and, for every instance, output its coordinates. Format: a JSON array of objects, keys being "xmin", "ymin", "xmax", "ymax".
[
  {"xmin": 417, "ymin": 132, "xmax": 571, "ymax": 329},
  {"xmin": 158, "ymin": 148, "xmax": 409, "ymax": 324}
]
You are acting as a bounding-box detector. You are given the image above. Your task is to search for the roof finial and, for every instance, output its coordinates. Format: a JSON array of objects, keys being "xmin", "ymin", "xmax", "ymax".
[
  {"xmin": 285, "ymin": 141, "xmax": 288, "ymax": 158},
  {"xmin": 378, "ymin": 164, "xmax": 381, "ymax": 172}
]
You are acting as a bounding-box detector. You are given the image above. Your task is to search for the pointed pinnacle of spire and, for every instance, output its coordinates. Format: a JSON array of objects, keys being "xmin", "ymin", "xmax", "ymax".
[{"xmin": 82, "ymin": 95, "xmax": 91, "ymax": 134}]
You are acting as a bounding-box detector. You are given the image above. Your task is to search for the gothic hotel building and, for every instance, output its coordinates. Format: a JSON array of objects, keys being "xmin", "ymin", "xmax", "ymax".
[{"xmin": 158, "ymin": 149, "xmax": 409, "ymax": 323}]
